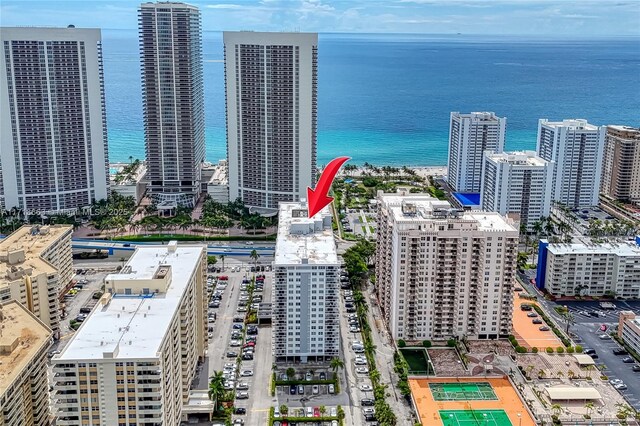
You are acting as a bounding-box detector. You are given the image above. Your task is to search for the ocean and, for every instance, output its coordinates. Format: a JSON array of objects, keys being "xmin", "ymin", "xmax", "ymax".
[{"xmin": 102, "ymin": 30, "xmax": 640, "ymax": 166}]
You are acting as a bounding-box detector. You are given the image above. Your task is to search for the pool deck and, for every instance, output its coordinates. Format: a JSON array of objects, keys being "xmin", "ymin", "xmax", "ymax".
[{"xmin": 409, "ymin": 377, "xmax": 536, "ymax": 426}]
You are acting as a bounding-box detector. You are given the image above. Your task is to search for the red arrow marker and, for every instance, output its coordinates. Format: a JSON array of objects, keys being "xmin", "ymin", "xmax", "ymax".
[{"xmin": 307, "ymin": 156, "xmax": 350, "ymax": 218}]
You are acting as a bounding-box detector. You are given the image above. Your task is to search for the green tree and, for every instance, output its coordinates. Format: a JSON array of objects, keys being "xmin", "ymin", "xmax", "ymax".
[
  {"xmin": 208, "ymin": 371, "xmax": 226, "ymax": 413},
  {"xmin": 397, "ymin": 339, "xmax": 406, "ymax": 348},
  {"xmin": 330, "ymin": 357, "xmax": 344, "ymax": 373},
  {"xmin": 250, "ymin": 249, "xmax": 260, "ymax": 271},
  {"xmin": 207, "ymin": 255, "xmax": 217, "ymax": 266},
  {"xmin": 286, "ymin": 367, "xmax": 295, "ymax": 380},
  {"xmin": 219, "ymin": 254, "xmax": 226, "ymax": 271},
  {"xmin": 319, "ymin": 405, "xmax": 326, "ymax": 417},
  {"xmin": 280, "ymin": 404, "xmax": 288, "ymax": 416}
]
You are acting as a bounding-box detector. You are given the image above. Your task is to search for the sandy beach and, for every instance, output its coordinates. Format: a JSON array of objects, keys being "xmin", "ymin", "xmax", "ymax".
[{"xmin": 338, "ymin": 165, "xmax": 447, "ymax": 178}]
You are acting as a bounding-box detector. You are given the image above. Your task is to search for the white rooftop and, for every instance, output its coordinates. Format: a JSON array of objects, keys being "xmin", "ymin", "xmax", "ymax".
[
  {"xmin": 57, "ymin": 245, "xmax": 204, "ymax": 360},
  {"xmin": 275, "ymin": 202, "xmax": 338, "ymax": 266},
  {"xmin": 485, "ymin": 150, "xmax": 548, "ymax": 167},
  {"xmin": 546, "ymin": 241, "xmax": 640, "ymax": 257},
  {"xmin": 540, "ymin": 118, "xmax": 598, "ymax": 130},
  {"xmin": 379, "ymin": 193, "xmax": 516, "ymax": 232}
]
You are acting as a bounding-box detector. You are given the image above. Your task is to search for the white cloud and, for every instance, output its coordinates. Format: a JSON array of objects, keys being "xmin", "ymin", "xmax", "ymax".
[{"xmin": 206, "ymin": 3, "xmax": 248, "ymax": 9}]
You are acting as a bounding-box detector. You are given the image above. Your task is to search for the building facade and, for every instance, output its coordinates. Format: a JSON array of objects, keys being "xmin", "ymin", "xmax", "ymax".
[
  {"xmin": 618, "ymin": 311, "xmax": 640, "ymax": 356},
  {"xmin": 536, "ymin": 119, "xmax": 606, "ymax": 208},
  {"xmin": 202, "ymin": 160, "xmax": 229, "ymax": 203},
  {"xmin": 139, "ymin": 2, "xmax": 205, "ymax": 207},
  {"xmin": 600, "ymin": 125, "xmax": 640, "ymax": 205},
  {"xmin": 0, "ymin": 225, "xmax": 73, "ymax": 339},
  {"xmin": 224, "ymin": 32, "xmax": 318, "ymax": 212},
  {"xmin": 535, "ymin": 240, "xmax": 640, "ymax": 299},
  {"xmin": 480, "ymin": 151, "xmax": 554, "ymax": 231},
  {"xmin": 52, "ymin": 243, "xmax": 206, "ymax": 426},
  {"xmin": 273, "ymin": 203, "xmax": 339, "ymax": 362},
  {"xmin": 0, "ymin": 27, "xmax": 109, "ymax": 212},
  {"xmin": 446, "ymin": 112, "xmax": 506, "ymax": 193},
  {"xmin": 375, "ymin": 192, "xmax": 518, "ymax": 341},
  {"xmin": 0, "ymin": 301, "xmax": 52, "ymax": 426}
]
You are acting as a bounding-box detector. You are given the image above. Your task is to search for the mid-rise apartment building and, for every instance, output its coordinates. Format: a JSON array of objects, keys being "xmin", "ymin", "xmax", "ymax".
[
  {"xmin": 618, "ymin": 311, "xmax": 640, "ymax": 356},
  {"xmin": 536, "ymin": 119, "xmax": 606, "ymax": 208},
  {"xmin": 52, "ymin": 242, "xmax": 207, "ymax": 426},
  {"xmin": 536, "ymin": 240, "xmax": 640, "ymax": 299},
  {"xmin": 273, "ymin": 202, "xmax": 339, "ymax": 363},
  {"xmin": 0, "ymin": 225, "xmax": 73, "ymax": 339},
  {"xmin": 601, "ymin": 125, "xmax": 640, "ymax": 205},
  {"xmin": 0, "ymin": 300, "xmax": 52, "ymax": 426},
  {"xmin": 447, "ymin": 112, "xmax": 506, "ymax": 193},
  {"xmin": 202, "ymin": 160, "xmax": 229, "ymax": 204},
  {"xmin": 480, "ymin": 151, "xmax": 554, "ymax": 231},
  {"xmin": 0, "ymin": 27, "xmax": 109, "ymax": 212},
  {"xmin": 375, "ymin": 192, "xmax": 518, "ymax": 341},
  {"xmin": 139, "ymin": 2, "xmax": 205, "ymax": 207},
  {"xmin": 224, "ymin": 32, "xmax": 318, "ymax": 212}
]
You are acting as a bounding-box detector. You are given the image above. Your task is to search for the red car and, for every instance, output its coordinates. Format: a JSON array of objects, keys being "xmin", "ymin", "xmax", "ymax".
[
  {"xmin": 314, "ymin": 407, "xmax": 320, "ymax": 417},
  {"xmin": 243, "ymin": 342, "xmax": 255, "ymax": 348},
  {"xmin": 219, "ymin": 276, "xmax": 229, "ymax": 280}
]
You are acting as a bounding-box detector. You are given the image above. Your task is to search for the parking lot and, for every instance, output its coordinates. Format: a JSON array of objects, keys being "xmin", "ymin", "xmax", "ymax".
[{"xmin": 191, "ymin": 262, "xmax": 273, "ymax": 426}]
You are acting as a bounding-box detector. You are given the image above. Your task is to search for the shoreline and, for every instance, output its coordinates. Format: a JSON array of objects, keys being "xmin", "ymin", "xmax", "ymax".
[{"xmin": 337, "ymin": 165, "xmax": 448, "ymax": 178}]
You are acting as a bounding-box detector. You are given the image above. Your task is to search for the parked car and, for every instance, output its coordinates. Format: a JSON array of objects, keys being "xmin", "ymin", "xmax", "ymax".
[
  {"xmin": 298, "ymin": 385, "xmax": 304, "ymax": 394},
  {"xmin": 312, "ymin": 385, "xmax": 319, "ymax": 394},
  {"xmin": 361, "ymin": 398, "xmax": 374, "ymax": 406},
  {"xmin": 360, "ymin": 384, "xmax": 373, "ymax": 391},
  {"xmin": 613, "ymin": 348, "xmax": 628, "ymax": 355},
  {"xmin": 328, "ymin": 384, "xmax": 335, "ymax": 394},
  {"xmin": 240, "ymin": 370, "xmax": 253, "ymax": 376},
  {"xmin": 539, "ymin": 326, "xmax": 550, "ymax": 331},
  {"xmin": 632, "ymin": 365, "xmax": 640, "ymax": 372},
  {"xmin": 615, "ymin": 383, "xmax": 628, "ymax": 390},
  {"xmin": 319, "ymin": 372, "xmax": 326, "ymax": 380},
  {"xmin": 622, "ymin": 357, "xmax": 634, "ymax": 363},
  {"xmin": 532, "ymin": 319, "xmax": 543, "ymax": 324},
  {"xmin": 599, "ymin": 334, "xmax": 611, "ymax": 340},
  {"xmin": 527, "ymin": 312, "xmax": 538, "ymax": 318},
  {"xmin": 227, "ymin": 352, "xmax": 238, "ymax": 358},
  {"xmin": 305, "ymin": 372, "xmax": 313, "ymax": 381},
  {"xmin": 234, "ymin": 408, "xmax": 246, "ymax": 415},
  {"xmin": 290, "ymin": 385, "xmax": 297, "ymax": 395},
  {"xmin": 235, "ymin": 391, "xmax": 249, "ymax": 399}
]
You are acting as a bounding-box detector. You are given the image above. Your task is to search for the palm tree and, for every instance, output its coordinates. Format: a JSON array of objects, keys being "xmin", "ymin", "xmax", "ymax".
[
  {"xmin": 250, "ymin": 249, "xmax": 260, "ymax": 271},
  {"xmin": 208, "ymin": 371, "xmax": 226, "ymax": 413},
  {"xmin": 319, "ymin": 405, "xmax": 326, "ymax": 417},
  {"xmin": 219, "ymin": 255, "xmax": 225, "ymax": 271},
  {"xmin": 280, "ymin": 404, "xmax": 288, "ymax": 416},
  {"xmin": 330, "ymin": 357, "xmax": 344, "ymax": 373},
  {"xmin": 584, "ymin": 401, "xmax": 594, "ymax": 417},
  {"xmin": 551, "ymin": 403, "xmax": 562, "ymax": 417}
]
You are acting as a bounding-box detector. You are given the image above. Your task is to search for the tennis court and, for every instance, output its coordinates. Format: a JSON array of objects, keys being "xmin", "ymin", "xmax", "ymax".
[
  {"xmin": 429, "ymin": 382, "xmax": 498, "ymax": 401},
  {"xmin": 440, "ymin": 409, "xmax": 512, "ymax": 426}
]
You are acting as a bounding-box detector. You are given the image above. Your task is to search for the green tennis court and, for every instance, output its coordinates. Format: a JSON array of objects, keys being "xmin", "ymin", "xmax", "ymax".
[
  {"xmin": 429, "ymin": 382, "xmax": 497, "ymax": 401},
  {"xmin": 440, "ymin": 409, "xmax": 512, "ymax": 426}
]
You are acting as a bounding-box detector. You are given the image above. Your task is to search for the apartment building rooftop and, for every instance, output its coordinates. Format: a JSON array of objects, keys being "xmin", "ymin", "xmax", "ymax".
[
  {"xmin": 379, "ymin": 193, "xmax": 516, "ymax": 232},
  {"xmin": 0, "ymin": 225, "xmax": 72, "ymax": 279},
  {"xmin": 207, "ymin": 161, "xmax": 228, "ymax": 185},
  {"xmin": 57, "ymin": 243, "xmax": 204, "ymax": 360},
  {"xmin": 485, "ymin": 150, "xmax": 548, "ymax": 167},
  {"xmin": 0, "ymin": 301, "xmax": 51, "ymax": 396},
  {"xmin": 275, "ymin": 202, "xmax": 337, "ymax": 266},
  {"xmin": 607, "ymin": 125, "xmax": 640, "ymax": 137},
  {"xmin": 545, "ymin": 241, "xmax": 640, "ymax": 256},
  {"xmin": 540, "ymin": 118, "xmax": 598, "ymax": 130},
  {"xmin": 451, "ymin": 111, "xmax": 503, "ymax": 122}
]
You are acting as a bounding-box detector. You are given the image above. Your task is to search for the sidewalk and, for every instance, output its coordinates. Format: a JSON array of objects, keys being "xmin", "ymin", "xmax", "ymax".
[{"xmin": 365, "ymin": 284, "xmax": 418, "ymax": 424}]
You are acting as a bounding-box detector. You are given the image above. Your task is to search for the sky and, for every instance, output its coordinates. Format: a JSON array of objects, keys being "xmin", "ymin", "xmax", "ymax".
[{"xmin": 1, "ymin": 0, "xmax": 639, "ymax": 36}]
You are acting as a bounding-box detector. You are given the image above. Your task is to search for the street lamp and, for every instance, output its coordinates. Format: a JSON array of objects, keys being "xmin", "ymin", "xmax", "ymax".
[{"xmin": 517, "ymin": 412, "xmax": 522, "ymax": 426}]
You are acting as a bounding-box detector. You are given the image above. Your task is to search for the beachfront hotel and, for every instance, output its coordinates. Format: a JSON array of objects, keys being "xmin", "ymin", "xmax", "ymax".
[
  {"xmin": 273, "ymin": 202, "xmax": 340, "ymax": 362},
  {"xmin": 52, "ymin": 243, "xmax": 207, "ymax": 426},
  {"xmin": 0, "ymin": 300, "xmax": 52, "ymax": 426},
  {"xmin": 536, "ymin": 118, "xmax": 606, "ymax": 208},
  {"xmin": 139, "ymin": 2, "xmax": 205, "ymax": 207},
  {"xmin": 224, "ymin": 31, "xmax": 318, "ymax": 213},
  {"xmin": 0, "ymin": 225, "xmax": 73, "ymax": 339},
  {"xmin": 600, "ymin": 125, "xmax": 640, "ymax": 205},
  {"xmin": 0, "ymin": 27, "xmax": 109, "ymax": 212},
  {"xmin": 480, "ymin": 150, "xmax": 554, "ymax": 231},
  {"xmin": 446, "ymin": 112, "xmax": 506, "ymax": 193},
  {"xmin": 375, "ymin": 191, "xmax": 518, "ymax": 341}
]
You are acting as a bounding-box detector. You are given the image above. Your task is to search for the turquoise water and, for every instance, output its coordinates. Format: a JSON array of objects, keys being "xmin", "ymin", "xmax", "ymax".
[{"xmin": 102, "ymin": 31, "xmax": 640, "ymax": 166}]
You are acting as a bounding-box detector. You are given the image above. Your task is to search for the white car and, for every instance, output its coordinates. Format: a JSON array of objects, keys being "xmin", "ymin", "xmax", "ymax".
[
  {"xmin": 330, "ymin": 407, "xmax": 337, "ymax": 417},
  {"xmin": 356, "ymin": 367, "xmax": 369, "ymax": 374},
  {"xmin": 240, "ymin": 370, "xmax": 254, "ymax": 377},
  {"xmin": 236, "ymin": 391, "xmax": 249, "ymax": 399},
  {"xmin": 230, "ymin": 340, "xmax": 242, "ymax": 347},
  {"xmin": 363, "ymin": 407, "xmax": 375, "ymax": 415},
  {"xmin": 360, "ymin": 384, "xmax": 373, "ymax": 392},
  {"xmin": 236, "ymin": 382, "xmax": 249, "ymax": 390}
]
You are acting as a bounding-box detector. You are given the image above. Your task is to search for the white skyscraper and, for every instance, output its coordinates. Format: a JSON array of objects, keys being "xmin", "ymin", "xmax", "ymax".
[
  {"xmin": 0, "ymin": 27, "xmax": 109, "ymax": 212},
  {"xmin": 447, "ymin": 112, "xmax": 506, "ymax": 193},
  {"xmin": 139, "ymin": 2, "xmax": 205, "ymax": 207},
  {"xmin": 375, "ymin": 191, "xmax": 518, "ymax": 341},
  {"xmin": 273, "ymin": 203, "xmax": 339, "ymax": 363},
  {"xmin": 480, "ymin": 151, "xmax": 554, "ymax": 231},
  {"xmin": 536, "ymin": 119, "xmax": 606, "ymax": 208},
  {"xmin": 224, "ymin": 32, "xmax": 318, "ymax": 212}
]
